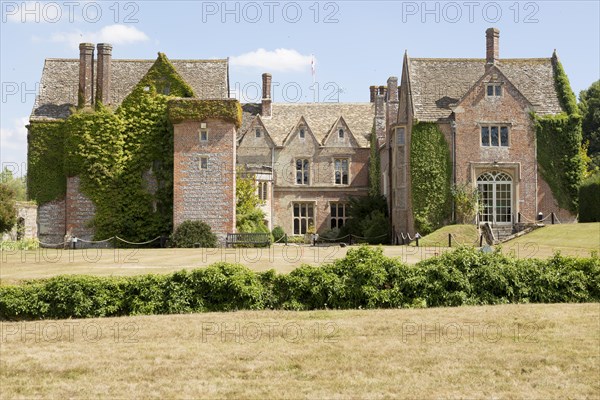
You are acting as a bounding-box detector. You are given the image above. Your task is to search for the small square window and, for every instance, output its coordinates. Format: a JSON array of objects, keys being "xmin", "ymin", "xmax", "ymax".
[
  {"xmin": 200, "ymin": 157, "xmax": 208, "ymax": 170},
  {"xmin": 255, "ymin": 128, "xmax": 261, "ymax": 138},
  {"xmin": 299, "ymin": 128, "xmax": 305, "ymax": 139},
  {"xmin": 200, "ymin": 130, "xmax": 208, "ymax": 142},
  {"xmin": 338, "ymin": 128, "xmax": 344, "ymax": 138},
  {"xmin": 487, "ymin": 84, "xmax": 502, "ymax": 97}
]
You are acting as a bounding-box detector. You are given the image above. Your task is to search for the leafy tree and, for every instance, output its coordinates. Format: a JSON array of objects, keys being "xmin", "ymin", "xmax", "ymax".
[
  {"xmin": 341, "ymin": 195, "xmax": 389, "ymax": 244},
  {"xmin": 0, "ymin": 183, "xmax": 17, "ymax": 234},
  {"xmin": 0, "ymin": 168, "xmax": 26, "ymax": 201},
  {"xmin": 451, "ymin": 184, "xmax": 482, "ymax": 224},
  {"xmin": 579, "ymin": 80, "xmax": 600, "ymax": 171},
  {"xmin": 236, "ymin": 169, "xmax": 268, "ymax": 233}
]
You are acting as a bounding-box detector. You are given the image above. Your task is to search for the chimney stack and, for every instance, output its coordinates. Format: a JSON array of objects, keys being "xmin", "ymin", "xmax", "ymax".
[
  {"xmin": 78, "ymin": 43, "xmax": 95, "ymax": 107},
  {"xmin": 387, "ymin": 77, "xmax": 398, "ymax": 103},
  {"xmin": 486, "ymin": 28, "xmax": 499, "ymax": 65},
  {"xmin": 369, "ymin": 86, "xmax": 378, "ymax": 103},
  {"xmin": 378, "ymin": 86, "xmax": 387, "ymax": 98},
  {"xmin": 261, "ymin": 73, "xmax": 272, "ymax": 117},
  {"xmin": 96, "ymin": 43, "xmax": 112, "ymax": 105}
]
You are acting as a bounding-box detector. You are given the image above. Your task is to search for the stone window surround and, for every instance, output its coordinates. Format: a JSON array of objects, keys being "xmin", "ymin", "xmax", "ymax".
[
  {"xmin": 294, "ymin": 157, "xmax": 311, "ymax": 185},
  {"xmin": 292, "ymin": 201, "xmax": 316, "ymax": 235},
  {"xmin": 478, "ymin": 122, "xmax": 512, "ymax": 147},
  {"xmin": 329, "ymin": 201, "xmax": 348, "ymax": 229},
  {"xmin": 486, "ymin": 82, "xmax": 503, "ymax": 97},
  {"xmin": 199, "ymin": 156, "xmax": 208, "ymax": 170},
  {"xmin": 468, "ymin": 161, "xmax": 523, "ymax": 220},
  {"xmin": 332, "ymin": 157, "xmax": 350, "ymax": 185},
  {"xmin": 199, "ymin": 128, "xmax": 209, "ymax": 142}
]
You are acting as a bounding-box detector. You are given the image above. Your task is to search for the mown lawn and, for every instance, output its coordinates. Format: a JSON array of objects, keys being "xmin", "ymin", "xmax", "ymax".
[{"xmin": 1, "ymin": 303, "xmax": 598, "ymax": 399}]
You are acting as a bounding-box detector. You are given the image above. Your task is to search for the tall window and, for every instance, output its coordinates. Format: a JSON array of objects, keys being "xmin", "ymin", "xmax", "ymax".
[
  {"xmin": 255, "ymin": 128, "xmax": 261, "ymax": 138},
  {"xmin": 199, "ymin": 129, "xmax": 208, "ymax": 142},
  {"xmin": 199, "ymin": 157, "xmax": 208, "ymax": 170},
  {"xmin": 257, "ymin": 181, "xmax": 268, "ymax": 201},
  {"xmin": 299, "ymin": 128, "xmax": 305, "ymax": 139},
  {"xmin": 296, "ymin": 159, "xmax": 309, "ymax": 185},
  {"xmin": 338, "ymin": 128, "xmax": 344, "ymax": 138},
  {"xmin": 481, "ymin": 125, "xmax": 509, "ymax": 147},
  {"xmin": 334, "ymin": 158, "xmax": 349, "ymax": 185},
  {"xmin": 330, "ymin": 203, "xmax": 347, "ymax": 229},
  {"xmin": 396, "ymin": 127, "xmax": 405, "ymax": 145},
  {"xmin": 293, "ymin": 203, "xmax": 314, "ymax": 235}
]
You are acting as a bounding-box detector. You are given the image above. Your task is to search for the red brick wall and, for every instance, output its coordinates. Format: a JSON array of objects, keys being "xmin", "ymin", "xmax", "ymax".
[{"xmin": 173, "ymin": 118, "xmax": 236, "ymax": 242}]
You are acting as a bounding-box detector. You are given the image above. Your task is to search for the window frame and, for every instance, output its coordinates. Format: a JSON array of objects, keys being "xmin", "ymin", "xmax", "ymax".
[
  {"xmin": 333, "ymin": 158, "xmax": 349, "ymax": 185},
  {"xmin": 480, "ymin": 124, "xmax": 509, "ymax": 147},
  {"xmin": 199, "ymin": 129, "xmax": 208, "ymax": 142},
  {"xmin": 295, "ymin": 158, "xmax": 310, "ymax": 185},
  {"xmin": 338, "ymin": 128, "xmax": 344, "ymax": 139},
  {"xmin": 486, "ymin": 83, "xmax": 502, "ymax": 97},
  {"xmin": 255, "ymin": 127, "xmax": 261, "ymax": 138},
  {"xmin": 329, "ymin": 202, "xmax": 348, "ymax": 229},
  {"xmin": 299, "ymin": 128, "xmax": 306, "ymax": 140},
  {"xmin": 292, "ymin": 202, "xmax": 315, "ymax": 235},
  {"xmin": 396, "ymin": 127, "xmax": 406, "ymax": 146},
  {"xmin": 199, "ymin": 157, "xmax": 208, "ymax": 170}
]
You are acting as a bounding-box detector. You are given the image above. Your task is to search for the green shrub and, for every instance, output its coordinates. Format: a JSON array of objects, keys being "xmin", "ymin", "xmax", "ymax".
[
  {"xmin": 271, "ymin": 226, "xmax": 285, "ymax": 242},
  {"xmin": 579, "ymin": 173, "xmax": 600, "ymax": 222},
  {"xmin": 1, "ymin": 246, "xmax": 598, "ymax": 320},
  {"xmin": 171, "ymin": 220, "xmax": 217, "ymax": 248}
]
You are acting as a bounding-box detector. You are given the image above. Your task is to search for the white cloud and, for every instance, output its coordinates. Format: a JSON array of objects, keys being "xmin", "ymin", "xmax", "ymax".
[
  {"xmin": 50, "ymin": 24, "xmax": 149, "ymax": 49},
  {"xmin": 0, "ymin": 117, "xmax": 30, "ymax": 174},
  {"xmin": 230, "ymin": 48, "xmax": 314, "ymax": 72}
]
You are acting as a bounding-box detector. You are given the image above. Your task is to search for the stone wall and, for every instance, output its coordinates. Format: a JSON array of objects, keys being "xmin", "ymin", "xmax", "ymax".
[{"xmin": 38, "ymin": 199, "xmax": 66, "ymax": 246}]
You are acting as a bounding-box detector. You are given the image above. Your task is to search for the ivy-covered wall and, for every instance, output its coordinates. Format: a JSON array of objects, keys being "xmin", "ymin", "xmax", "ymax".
[
  {"xmin": 27, "ymin": 120, "xmax": 66, "ymax": 204},
  {"xmin": 28, "ymin": 52, "xmax": 241, "ymax": 242},
  {"xmin": 533, "ymin": 60, "xmax": 585, "ymax": 213},
  {"xmin": 410, "ymin": 121, "xmax": 452, "ymax": 234}
]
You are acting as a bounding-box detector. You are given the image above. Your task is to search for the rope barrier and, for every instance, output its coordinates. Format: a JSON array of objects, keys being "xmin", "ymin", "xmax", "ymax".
[
  {"xmin": 115, "ymin": 236, "xmax": 161, "ymax": 245},
  {"xmin": 37, "ymin": 240, "xmax": 68, "ymax": 247},
  {"xmin": 77, "ymin": 237, "xmax": 115, "ymax": 244}
]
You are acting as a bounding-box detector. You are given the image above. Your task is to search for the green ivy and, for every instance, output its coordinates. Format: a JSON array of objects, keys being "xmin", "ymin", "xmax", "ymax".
[
  {"xmin": 167, "ymin": 98, "xmax": 242, "ymax": 127},
  {"xmin": 533, "ymin": 60, "xmax": 585, "ymax": 213},
  {"xmin": 369, "ymin": 122, "xmax": 381, "ymax": 196},
  {"xmin": 27, "ymin": 120, "xmax": 66, "ymax": 204},
  {"xmin": 29, "ymin": 52, "xmax": 239, "ymax": 243},
  {"xmin": 410, "ymin": 121, "xmax": 452, "ymax": 234}
]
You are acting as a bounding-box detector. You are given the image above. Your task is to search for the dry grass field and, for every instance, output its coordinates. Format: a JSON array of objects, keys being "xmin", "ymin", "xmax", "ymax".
[
  {"xmin": 1, "ymin": 303, "xmax": 598, "ymax": 399},
  {"xmin": 0, "ymin": 223, "xmax": 597, "ymax": 284}
]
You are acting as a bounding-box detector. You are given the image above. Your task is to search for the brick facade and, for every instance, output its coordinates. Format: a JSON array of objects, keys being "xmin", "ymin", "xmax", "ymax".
[
  {"xmin": 173, "ymin": 117, "xmax": 237, "ymax": 243},
  {"xmin": 65, "ymin": 176, "xmax": 96, "ymax": 240}
]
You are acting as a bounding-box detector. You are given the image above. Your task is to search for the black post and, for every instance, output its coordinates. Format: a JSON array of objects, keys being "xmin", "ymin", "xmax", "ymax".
[
  {"xmin": 285, "ymin": 233, "xmax": 288, "ymax": 246},
  {"xmin": 415, "ymin": 236, "xmax": 419, "ymax": 247},
  {"xmin": 448, "ymin": 233, "xmax": 452, "ymax": 248},
  {"xmin": 479, "ymin": 234, "xmax": 483, "ymax": 247},
  {"xmin": 551, "ymin": 212, "xmax": 555, "ymax": 224},
  {"xmin": 518, "ymin": 212, "xmax": 521, "ymax": 223}
]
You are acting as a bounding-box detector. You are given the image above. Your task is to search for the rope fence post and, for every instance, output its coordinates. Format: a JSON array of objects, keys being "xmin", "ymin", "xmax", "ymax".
[
  {"xmin": 448, "ymin": 233, "xmax": 452, "ymax": 248},
  {"xmin": 551, "ymin": 212, "xmax": 555, "ymax": 225}
]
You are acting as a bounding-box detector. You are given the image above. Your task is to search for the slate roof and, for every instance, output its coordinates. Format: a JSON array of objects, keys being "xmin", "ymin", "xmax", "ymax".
[
  {"xmin": 240, "ymin": 103, "xmax": 375, "ymax": 148},
  {"xmin": 407, "ymin": 57, "xmax": 563, "ymax": 122},
  {"xmin": 31, "ymin": 58, "xmax": 229, "ymax": 120}
]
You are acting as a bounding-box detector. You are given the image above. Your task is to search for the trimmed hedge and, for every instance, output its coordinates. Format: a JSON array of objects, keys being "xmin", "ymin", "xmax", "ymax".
[
  {"xmin": 579, "ymin": 173, "xmax": 600, "ymax": 222},
  {"xmin": 1, "ymin": 246, "xmax": 598, "ymax": 320}
]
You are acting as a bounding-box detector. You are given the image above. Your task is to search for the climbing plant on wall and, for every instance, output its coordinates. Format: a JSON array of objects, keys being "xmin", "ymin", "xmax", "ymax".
[
  {"xmin": 369, "ymin": 122, "xmax": 381, "ymax": 197},
  {"xmin": 533, "ymin": 60, "xmax": 585, "ymax": 213},
  {"xmin": 410, "ymin": 121, "xmax": 452, "ymax": 235},
  {"xmin": 27, "ymin": 120, "xmax": 66, "ymax": 204}
]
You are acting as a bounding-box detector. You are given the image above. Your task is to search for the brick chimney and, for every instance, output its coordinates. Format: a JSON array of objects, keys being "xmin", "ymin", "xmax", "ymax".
[
  {"xmin": 369, "ymin": 86, "xmax": 378, "ymax": 103},
  {"xmin": 78, "ymin": 43, "xmax": 95, "ymax": 107},
  {"xmin": 96, "ymin": 43, "xmax": 112, "ymax": 105},
  {"xmin": 261, "ymin": 73, "xmax": 272, "ymax": 117},
  {"xmin": 486, "ymin": 28, "xmax": 499, "ymax": 65}
]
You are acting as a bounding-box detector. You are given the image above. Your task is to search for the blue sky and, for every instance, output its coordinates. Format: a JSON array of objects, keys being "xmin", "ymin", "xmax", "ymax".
[{"xmin": 1, "ymin": 0, "xmax": 599, "ymax": 175}]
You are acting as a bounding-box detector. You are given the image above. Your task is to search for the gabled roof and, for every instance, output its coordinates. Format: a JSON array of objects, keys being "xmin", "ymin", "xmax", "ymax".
[
  {"xmin": 406, "ymin": 57, "xmax": 563, "ymax": 122},
  {"xmin": 32, "ymin": 58, "xmax": 229, "ymax": 120},
  {"xmin": 239, "ymin": 103, "xmax": 374, "ymax": 148}
]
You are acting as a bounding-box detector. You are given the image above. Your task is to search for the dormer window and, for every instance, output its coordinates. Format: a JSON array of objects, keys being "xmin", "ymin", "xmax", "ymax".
[
  {"xmin": 255, "ymin": 128, "xmax": 261, "ymax": 138},
  {"xmin": 299, "ymin": 128, "xmax": 305, "ymax": 139},
  {"xmin": 338, "ymin": 128, "xmax": 344, "ymax": 138},
  {"xmin": 487, "ymin": 84, "xmax": 502, "ymax": 97}
]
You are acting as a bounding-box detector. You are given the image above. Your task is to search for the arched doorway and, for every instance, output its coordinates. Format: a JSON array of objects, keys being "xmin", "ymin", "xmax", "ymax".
[{"xmin": 477, "ymin": 171, "xmax": 513, "ymax": 225}]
